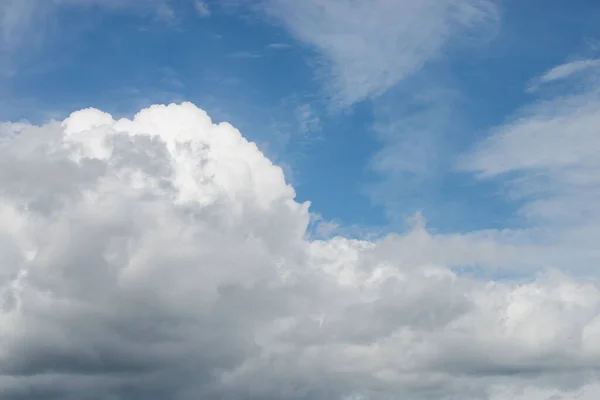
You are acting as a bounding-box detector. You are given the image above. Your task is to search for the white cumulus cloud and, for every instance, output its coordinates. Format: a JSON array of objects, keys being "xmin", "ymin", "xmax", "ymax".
[{"xmin": 1, "ymin": 103, "xmax": 600, "ymax": 399}]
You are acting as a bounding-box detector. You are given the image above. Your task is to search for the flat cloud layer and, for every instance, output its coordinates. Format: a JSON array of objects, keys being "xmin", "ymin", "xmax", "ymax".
[{"xmin": 1, "ymin": 103, "xmax": 600, "ymax": 399}]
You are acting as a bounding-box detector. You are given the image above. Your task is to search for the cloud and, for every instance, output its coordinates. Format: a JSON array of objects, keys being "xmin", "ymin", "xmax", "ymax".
[
  {"xmin": 538, "ymin": 59, "xmax": 600, "ymax": 84},
  {"xmin": 460, "ymin": 60, "xmax": 600, "ymax": 217},
  {"xmin": 226, "ymin": 51, "xmax": 262, "ymax": 59},
  {"xmin": 295, "ymin": 103, "xmax": 321, "ymax": 136},
  {"xmin": 194, "ymin": 0, "xmax": 211, "ymax": 17},
  {"xmin": 527, "ymin": 58, "xmax": 600, "ymax": 92},
  {"xmin": 0, "ymin": 0, "xmax": 174, "ymax": 59},
  {"xmin": 460, "ymin": 58, "xmax": 600, "ymax": 272},
  {"xmin": 0, "ymin": 0, "xmax": 177, "ymax": 84},
  {"xmin": 259, "ymin": 0, "xmax": 499, "ymax": 107},
  {"xmin": 490, "ymin": 383, "xmax": 600, "ymax": 400},
  {"xmin": 266, "ymin": 42, "xmax": 292, "ymax": 50},
  {"xmin": 360, "ymin": 80, "xmax": 469, "ymax": 226},
  {"xmin": 1, "ymin": 102, "xmax": 600, "ymax": 399},
  {"xmin": 0, "ymin": 0, "xmax": 50, "ymax": 53}
]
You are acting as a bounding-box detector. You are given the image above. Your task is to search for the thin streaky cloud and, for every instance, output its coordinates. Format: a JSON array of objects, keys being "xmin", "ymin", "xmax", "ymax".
[
  {"xmin": 527, "ymin": 58, "xmax": 600, "ymax": 92},
  {"xmin": 260, "ymin": 0, "xmax": 499, "ymax": 107},
  {"xmin": 227, "ymin": 50, "xmax": 262, "ymax": 59},
  {"xmin": 266, "ymin": 42, "xmax": 291, "ymax": 50}
]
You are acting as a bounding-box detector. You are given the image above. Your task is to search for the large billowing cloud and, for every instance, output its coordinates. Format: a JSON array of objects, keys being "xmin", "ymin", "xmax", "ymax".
[{"xmin": 1, "ymin": 103, "xmax": 600, "ymax": 399}]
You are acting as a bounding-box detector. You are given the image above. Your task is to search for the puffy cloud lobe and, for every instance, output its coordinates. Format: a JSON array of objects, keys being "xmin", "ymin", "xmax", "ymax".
[{"xmin": 1, "ymin": 103, "xmax": 600, "ymax": 399}]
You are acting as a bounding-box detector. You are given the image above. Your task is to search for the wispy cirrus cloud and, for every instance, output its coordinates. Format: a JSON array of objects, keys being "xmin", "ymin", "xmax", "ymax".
[
  {"xmin": 247, "ymin": 0, "xmax": 502, "ymax": 228},
  {"xmin": 266, "ymin": 42, "xmax": 291, "ymax": 50},
  {"xmin": 194, "ymin": 0, "xmax": 211, "ymax": 17},
  {"xmin": 295, "ymin": 103, "xmax": 321, "ymax": 136},
  {"xmin": 259, "ymin": 0, "xmax": 499, "ymax": 107},
  {"xmin": 460, "ymin": 57, "xmax": 600, "ymax": 272},
  {"xmin": 0, "ymin": 0, "xmax": 176, "ymax": 57},
  {"xmin": 226, "ymin": 50, "xmax": 262, "ymax": 59},
  {"xmin": 527, "ymin": 58, "xmax": 600, "ymax": 91}
]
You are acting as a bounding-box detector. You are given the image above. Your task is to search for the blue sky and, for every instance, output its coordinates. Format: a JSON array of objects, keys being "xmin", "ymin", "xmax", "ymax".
[
  {"xmin": 2, "ymin": 0, "xmax": 599, "ymax": 236},
  {"xmin": 4, "ymin": 1, "xmax": 600, "ymax": 399}
]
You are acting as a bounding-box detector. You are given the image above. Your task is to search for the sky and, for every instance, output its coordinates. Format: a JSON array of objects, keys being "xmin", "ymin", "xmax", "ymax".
[{"xmin": 1, "ymin": 0, "xmax": 600, "ymax": 399}]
